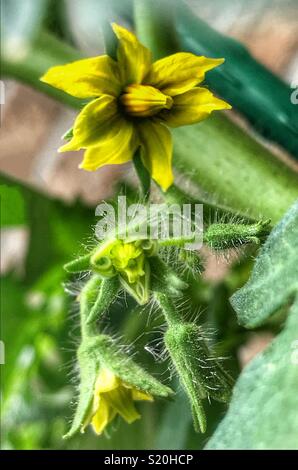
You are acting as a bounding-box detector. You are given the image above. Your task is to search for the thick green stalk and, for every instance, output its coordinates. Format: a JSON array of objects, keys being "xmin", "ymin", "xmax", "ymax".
[
  {"xmin": 133, "ymin": 0, "xmax": 178, "ymax": 59},
  {"xmin": 173, "ymin": 116, "xmax": 298, "ymax": 224},
  {"xmin": 154, "ymin": 291, "xmax": 181, "ymax": 326}
]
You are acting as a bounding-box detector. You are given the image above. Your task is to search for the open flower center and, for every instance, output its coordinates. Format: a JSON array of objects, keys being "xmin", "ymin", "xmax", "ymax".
[{"xmin": 120, "ymin": 84, "xmax": 173, "ymax": 118}]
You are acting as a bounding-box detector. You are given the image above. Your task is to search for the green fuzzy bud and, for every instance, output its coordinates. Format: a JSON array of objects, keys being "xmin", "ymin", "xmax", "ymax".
[
  {"xmin": 165, "ymin": 323, "xmax": 233, "ymax": 433},
  {"xmin": 64, "ymin": 334, "xmax": 173, "ymax": 439},
  {"xmin": 204, "ymin": 220, "xmax": 271, "ymax": 250},
  {"xmin": 138, "ymin": 239, "xmax": 158, "ymax": 257},
  {"xmin": 91, "ymin": 255, "xmax": 117, "ymax": 278}
]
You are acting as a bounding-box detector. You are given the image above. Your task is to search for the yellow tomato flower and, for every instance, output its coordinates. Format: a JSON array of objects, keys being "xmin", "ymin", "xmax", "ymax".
[
  {"xmin": 83, "ymin": 368, "xmax": 153, "ymax": 435},
  {"xmin": 41, "ymin": 24, "xmax": 231, "ymax": 191}
]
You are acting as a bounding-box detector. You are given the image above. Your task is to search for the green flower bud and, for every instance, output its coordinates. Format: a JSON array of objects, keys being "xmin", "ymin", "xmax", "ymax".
[
  {"xmin": 165, "ymin": 323, "xmax": 233, "ymax": 433},
  {"xmin": 204, "ymin": 219, "xmax": 271, "ymax": 250}
]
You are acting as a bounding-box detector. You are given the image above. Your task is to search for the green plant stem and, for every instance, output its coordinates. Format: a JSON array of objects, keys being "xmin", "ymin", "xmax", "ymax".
[
  {"xmin": 172, "ymin": 116, "xmax": 298, "ymax": 224},
  {"xmin": 133, "ymin": 149, "xmax": 151, "ymax": 200},
  {"xmin": 2, "ymin": 31, "xmax": 83, "ymax": 109},
  {"xmin": 133, "ymin": 0, "xmax": 178, "ymax": 59},
  {"xmin": 79, "ymin": 275, "xmax": 119, "ymax": 338},
  {"xmin": 154, "ymin": 291, "xmax": 181, "ymax": 326}
]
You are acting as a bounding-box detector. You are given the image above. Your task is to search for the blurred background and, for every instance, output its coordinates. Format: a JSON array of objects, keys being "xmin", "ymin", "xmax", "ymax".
[{"xmin": 1, "ymin": 0, "xmax": 298, "ymax": 450}]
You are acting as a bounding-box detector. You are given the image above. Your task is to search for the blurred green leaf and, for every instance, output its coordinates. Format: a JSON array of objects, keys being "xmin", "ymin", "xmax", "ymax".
[
  {"xmin": 207, "ymin": 202, "xmax": 298, "ymax": 449},
  {"xmin": 0, "ymin": 185, "xmax": 26, "ymax": 227},
  {"xmin": 176, "ymin": 1, "xmax": 298, "ymax": 159},
  {"xmin": 231, "ymin": 200, "xmax": 298, "ymax": 328},
  {"xmin": 206, "ymin": 296, "xmax": 298, "ymax": 450}
]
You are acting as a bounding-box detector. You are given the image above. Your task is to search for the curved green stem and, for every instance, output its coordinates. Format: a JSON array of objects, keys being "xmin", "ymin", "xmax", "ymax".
[
  {"xmin": 133, "ymin": 0, "xmax": 178, "ymax": 59},
  {"xmin": 80, "ymin": 275, "xmax": 119, "ymax": 338},
  {"xmin": 2, "ymin": 32, "xmax": 83, "ymax": 109}
]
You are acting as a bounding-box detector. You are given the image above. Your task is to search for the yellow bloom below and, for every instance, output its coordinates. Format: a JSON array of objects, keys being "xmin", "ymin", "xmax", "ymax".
[
  {"xmin": 41, "ymin": 23, "xmax": 231, "ymax": 191},
  {"xmin": 83, "ymin": 368, "xmax": 153, "ymax": 435}
]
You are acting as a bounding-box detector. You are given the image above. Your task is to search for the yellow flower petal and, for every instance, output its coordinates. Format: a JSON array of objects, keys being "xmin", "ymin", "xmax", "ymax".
[
  {"xmin": 95, "ymin": 368, "xmax": 119, "ymax": 394},
  {"xmin": 105, "ymin": 387, "xmax": 141, "ymax": 424},
  {"xmin": 161, "ymin": 87, "xmax": 231, "ymax": 127},
  {"xmin": 59, "ymin": 95, "xmax": 119, "ymax": 152},
  {"xmin": 40, "ymin": 55, "xmax": 121, "ymax": 98},
  {"xmin": 79, "ymin": 121, "xmax": 137, "ymax": 171},
  {"xmin": 145, "ymin": 53, "xmax": 224, "ymax": 96},
  {"xmin": 91, "ymin": 396, "xmax": 112, "ymax": 435},
  {"xmin": 131, "ymin": 388, "xmax": 154, "ymax": 402},
  {"xmin": 137, "ymin": 120, "xmax": 173, "ymax": 191},
  {"xmin": 112, "ymin": 23, "xmax": 152, "ymax": 85}
]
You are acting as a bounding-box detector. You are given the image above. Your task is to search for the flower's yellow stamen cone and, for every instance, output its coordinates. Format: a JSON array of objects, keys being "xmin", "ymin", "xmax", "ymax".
[{"xmin": 120, "ymin": 84, "xmax": 173, "ymax": 117}]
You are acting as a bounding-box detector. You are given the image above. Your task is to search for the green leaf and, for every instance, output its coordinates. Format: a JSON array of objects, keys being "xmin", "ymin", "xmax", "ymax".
[
  {"xmin": 230, "ymin": 200, "xmax": 298, "ymax": 328},
  {"xmin": 0, "ymin": 184, "xmax": 26, "ymax": 227},
  {"xmin": 206, "ymin": 296, "xmax": 298, "ymax": 450},
  {"xmin": 206, "ymin": 202, "xmax": 298, "ymax": 449}
]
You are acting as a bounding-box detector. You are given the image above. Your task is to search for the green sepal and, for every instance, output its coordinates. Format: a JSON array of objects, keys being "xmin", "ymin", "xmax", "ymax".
[
  {"xmin": 86, "ymin": 276, "xmax": 120, "ymax": 325},
  {"xmin": 62, "ymin": 127, "xmax": 74, "ymax": 141},
  {"xmin": 150, "ymin": 256, "xmax": 188, "ymax": 296},
  {"xmin": 165, "ymin": 323, "xmax": 233, "ymax": 433},
  {"xmin": 96, "ymin": 334, "xmax": 174, "ymax": 398},
  {"xmin": 203, "ymin": 219, "xmax": 271, "ymax": 250},
  {"xmin": 63, "ymin": 338, "xmax": 100, "ymax": 439},
  {"xmin": 64, "ymin": 254, "xmax": 92, "ymax": 273}
]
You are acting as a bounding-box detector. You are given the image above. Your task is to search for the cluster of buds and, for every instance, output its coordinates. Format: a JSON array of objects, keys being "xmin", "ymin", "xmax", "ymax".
[{"xmin": 64, "ymin": 217, "xmax": 270, "ymax": 437}]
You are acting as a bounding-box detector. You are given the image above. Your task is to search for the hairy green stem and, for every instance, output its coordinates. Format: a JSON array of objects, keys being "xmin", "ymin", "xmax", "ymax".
[
  {"xmin": 80, "ymin": 275, "xmax": 119, "ymax": 337},
  {"xmin": 154, "ymin": 291, "xmax": 181, "ymax": 326}
]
